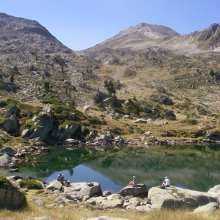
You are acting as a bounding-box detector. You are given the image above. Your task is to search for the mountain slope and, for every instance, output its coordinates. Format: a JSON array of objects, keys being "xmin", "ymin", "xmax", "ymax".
[{"xmin": 0, "ymin": 13, "xmax": 99, "ymax": 104}]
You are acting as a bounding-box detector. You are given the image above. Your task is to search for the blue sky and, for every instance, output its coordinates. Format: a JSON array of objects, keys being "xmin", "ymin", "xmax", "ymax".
[{"xmin": 1, "ymin": 0, "xmax": 220, "ymax": 50}]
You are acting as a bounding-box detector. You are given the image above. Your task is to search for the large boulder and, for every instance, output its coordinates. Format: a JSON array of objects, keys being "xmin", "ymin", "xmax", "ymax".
[
  {"xmin": 148, "ymin": 186, "xmax": 218, "ymax": 209},
  {"xmin": 64, "ymin": 182, "xmax": 102, "ymax": 201},
  {"xmin": 193, "ymin": 202, "xmax": 219, "ymax": 213},
  {"xmin": 120, "ymin": 184, "xmax": 147, "ymax": 197},
  {"xmin": 29, "ymin": 113, "xmax": 59, "ymax": 142},
  {"xmin": 5, "ymin": 106, "xmax": 20, "ymax": 118},
  {"xmin": 0, "ymin": 176, "xmax": 25, "ymax": 209},
  {"xmin": 2, "ymin": 115, "xmax": 20, "ymax": 135},
  {"xmin": 0, "ymin": 153, "xmax": 13, "ymax": 167},
  {"xmin": 46, "ymin": 180, "xmax": 62, "ymax": 191}
]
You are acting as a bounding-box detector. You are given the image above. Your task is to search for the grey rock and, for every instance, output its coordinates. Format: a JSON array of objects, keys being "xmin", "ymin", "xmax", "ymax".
[
  {"xmin": 21, "ymin": 128, "xmax": 31, "ymax": 138},
  {"xmin": 86, "ymin": 194, "xmax": 124, "ymax": 209},
  {"xmin": 124, "ymin": 197, "xmax": 143, "ymax": 209},
  {"xmin": 1, "ymin": 147, "xmax": 16, "ymax": 156},
  {"xmin": 148, "ymin": 186, "xmax": 218, "ymax": 209},
  {"xmin": 32, "ymin": 197, "xmax": 45, "ymax": 206},
  {"xmin": 5, "ymin": 106, "xmax": 20, "ymax": 118},
  {"xmin": 193, "ymin": 202, "xmax": 219, "ymax": 213},
  {"xmin": 120, "ymin": 184, "xmax": 147, "ymax": 197},
  {"xmin": 134, "ymin": 118, "xmax": 147, "ymax": 123},
  {"xmin": 2, "ymin": 115, "xmax": 20, "ymax": 135},
  {"xmin": 0, "ymin": 179, "xmax": 25, "ymax": 209},
  {"xmin": 208, "ymin": 185, "xmax": 220, "ymax": 196},
  {"xmin": 64, "ymin": 182, "xmax": 102, "ymax": 201},
  {"xmin": 29, "ymin": 114, "xmax": 59, "ymax": 143},
  {"xmin": 46, "ymin": 180, "xmax": 62, "ymax": 191},
  {"xmin": 136, "ymin": 204, "xmax": 152, "ymax": 212},
  {"xmin": 103, "ymin": 191, "xmax": 112, "ymax": 197},
  {"xmin": 208, "ymin": 185, "xmax": 220, "ymax": 203},
  {"xmin": 0, "ymin": 153, "xmax": 12, "ymax": 167}
]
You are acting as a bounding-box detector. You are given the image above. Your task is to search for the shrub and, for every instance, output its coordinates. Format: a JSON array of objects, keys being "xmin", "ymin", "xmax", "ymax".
[
  {"xmin": 19, "ymin": 179, "xmax": 43, "ymax": 190},
  {"xmin": 0, "ymin": 99, "xmax": 19, "ymax": 108},
  {"xmin": 196, "ymin": 106, "xmax": 209, "ymax": 115},
  {"xmin": 104, "ymin": 80, "xmax": 116, "ymax": 95},
  {"xmin": 164, "ymin": 110, "xmax": 176, "ymax": 120},
  {"xmin": 124, "ymin": 99, "xmax": 142, "ymax": 116},
  {"xmin": 88, "ymin": 116, "xmax": 105, "ymax": 125},
  {"xmin": 93, "ymin": 90, "xmax": 107, "ymax": 105},
  {"xmin": 0, "ymin": 176, "xmax": 10, "ymax": 188},
  {"xmin": 53, "ymin": 55, "xmax": 65, "ymax": 66},
  {"xmin": 210, "ymin": 69, "xmax": 220, "ymax": 80},
  {"xmin": 42, "ymin": 97, "xmax": 63, "ymax": 106},
  {"xmin": 110, "ymin": 95, "xmax": 122, "ymax": 109},
  {"xmin": 43, "ymin": 81, "xmax": 50, "ymax": 94}
]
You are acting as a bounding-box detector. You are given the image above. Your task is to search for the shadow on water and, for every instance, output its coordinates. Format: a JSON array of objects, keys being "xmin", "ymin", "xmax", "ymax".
[{"xmin": 2, "ymin": 144, "xmax": 220, "ymax": 192}]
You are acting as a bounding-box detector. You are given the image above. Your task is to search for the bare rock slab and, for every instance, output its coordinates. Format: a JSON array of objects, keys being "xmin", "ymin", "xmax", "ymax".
[
  {"xmin": 64, "ymin": 182, "xmax": 102, "ymax": 201},
  {"xmin": 148, "ymin": 186, "xmax": 218, "ymax": 209},
  {"xmin": 120, "ymin": 184, "xmax": 147, "ymax": 197},
  {"xmin": 193, "ymin": 202, "xmax": 219, "ymax": 213}
]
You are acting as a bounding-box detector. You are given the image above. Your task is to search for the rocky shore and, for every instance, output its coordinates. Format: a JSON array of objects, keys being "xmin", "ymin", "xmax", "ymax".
[{"xmin": 2, "ymin": 176, "xmax": 220, "ymax": 214}]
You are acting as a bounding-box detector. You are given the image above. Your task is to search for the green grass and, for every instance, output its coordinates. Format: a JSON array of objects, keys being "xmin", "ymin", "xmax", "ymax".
[
  {"xmin": 0, "ymin": 176, "xmax": 10, "ymax": 188},
  {"xmin": 19, "ymin": 179, "xmax": 43, "ymax": 190}
]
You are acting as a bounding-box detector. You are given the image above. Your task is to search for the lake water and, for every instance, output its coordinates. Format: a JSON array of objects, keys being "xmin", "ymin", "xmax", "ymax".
[{"xmin": 1, "ymin": 145, "xmax": 220, "ymax": 192}]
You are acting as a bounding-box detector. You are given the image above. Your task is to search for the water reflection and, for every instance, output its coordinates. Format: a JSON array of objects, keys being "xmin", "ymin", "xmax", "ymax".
[
  {"xmin": 1, "ymin": 145, "xmax": 220, "ymax": 192},
  {"xmin": 46, "ymin": 164, "xmax": 122, "ymax": 192}
]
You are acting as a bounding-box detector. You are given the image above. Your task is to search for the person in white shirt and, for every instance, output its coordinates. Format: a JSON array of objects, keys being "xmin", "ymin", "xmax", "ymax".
[
  {"xmin": 129, "ymin": 176, "xmax": 138, "ymax": 187},
  {"xmin": 161, "ymin": 176, "xmax": 170, "ymax": 188}
]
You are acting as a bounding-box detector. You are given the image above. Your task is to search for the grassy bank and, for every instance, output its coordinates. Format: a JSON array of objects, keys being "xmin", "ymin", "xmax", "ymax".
[
  {"xmin": 0, "ymin": 190, "xmax": 219, "ymax": 220},
  {"xmin": 1, "ymin": 205, "xmax": 220, "ymax": 220}
]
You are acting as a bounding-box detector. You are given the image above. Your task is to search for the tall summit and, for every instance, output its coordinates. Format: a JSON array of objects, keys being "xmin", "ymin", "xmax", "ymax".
[{"xmin": 92, "ymin": 23, "xmax": 179, "ymax": 50}]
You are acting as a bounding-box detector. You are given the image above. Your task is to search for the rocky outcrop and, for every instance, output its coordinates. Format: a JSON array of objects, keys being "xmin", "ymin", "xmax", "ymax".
[
  {"xmin": 120, "ymin": 184, "xmax": 147, "ymax": 197},
  {"xmin": 29, "ymin": 113, "xmax": 59, "ymax": 143},
  {"xmin": 148, "ymin": 186, "xmax": 218, "ymax": 209},
  {"xmin": 64, "ymin": 182, "xmax": 102, "ymax": 201},
  {"xmin": 0, "ymin": 176, "xmax": 25, "ymax": 209}
]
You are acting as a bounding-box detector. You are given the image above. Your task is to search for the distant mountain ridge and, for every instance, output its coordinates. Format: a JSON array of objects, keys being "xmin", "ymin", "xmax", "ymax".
[{"xmin": 86, "ymin": 22, "xmax": 220, "ymax": 54}]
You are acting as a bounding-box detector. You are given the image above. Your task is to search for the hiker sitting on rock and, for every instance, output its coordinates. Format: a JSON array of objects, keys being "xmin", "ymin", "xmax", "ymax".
[
  {"xmin": 57, "ymin": 173, "xmax": 65, "ymax": 182},
  {"xmin": 57, "ymin": 173, "xmax": 70, "ymax": 187},
  {"xmin": 57, "ymin": 173, "xmax": 63, "ymax": 182},
  {"xmin": 161, "ymin": 176, "xmax": 170, "ymax": 189},
  {"xmin": 129, "ymin": 176, "xmax": 137, "ymax": 187}
]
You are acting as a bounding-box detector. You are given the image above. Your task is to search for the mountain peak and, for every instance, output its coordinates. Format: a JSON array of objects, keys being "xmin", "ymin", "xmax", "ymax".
[
  {"xmin": 92, "ymin": 22, "xmax": 179, "ymax": 50},
  {"xmin": 0, "ymin": 12, "xmax": 71, "ymax": 56},
  {"xmin": 130, "ymin": 23, "xmax": 180, "ymax": 39}
]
